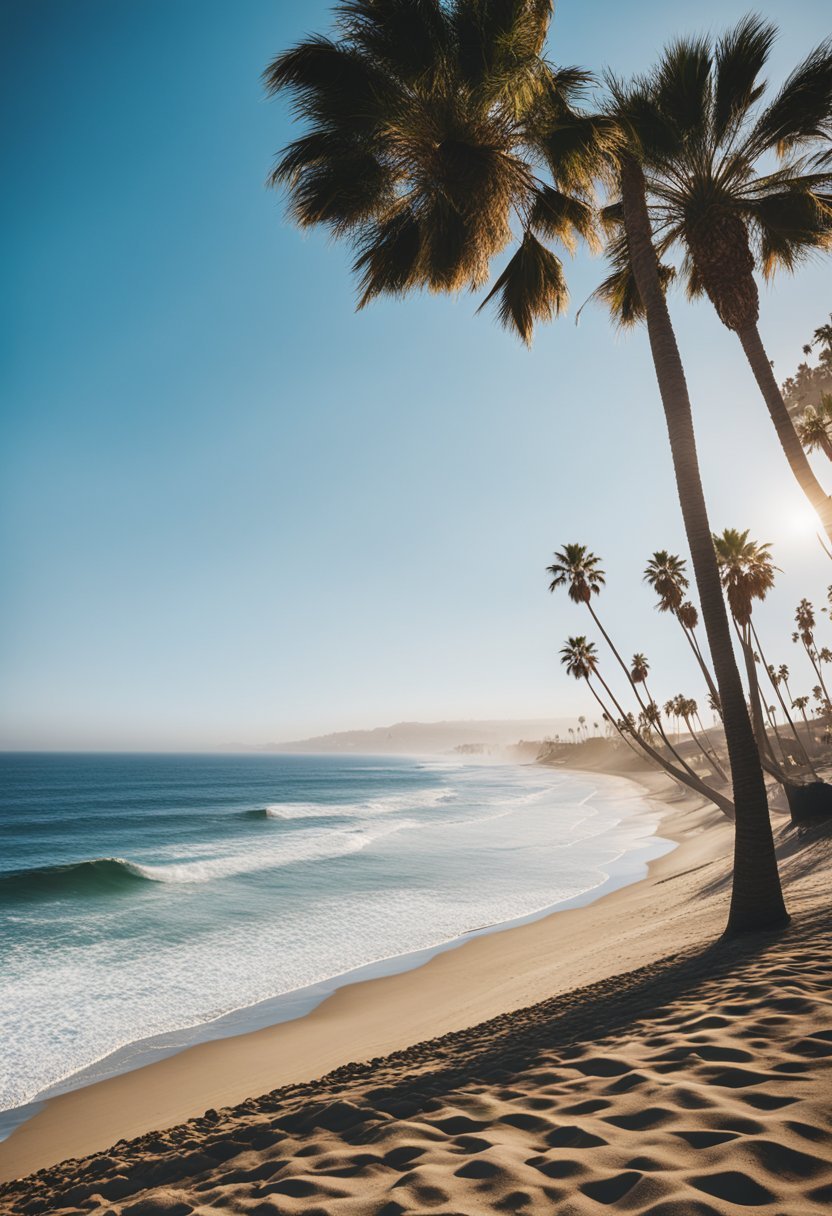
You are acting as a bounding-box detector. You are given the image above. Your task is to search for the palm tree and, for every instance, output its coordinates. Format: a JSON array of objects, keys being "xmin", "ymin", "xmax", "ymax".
[
  {"xmin": 797, "ymin": 394, "xmax": 832, "ymax": 461},
  {"xmin": 794, "ymin": 598, "xmax": 831, "ymax": 703},
  {"xmin": 792, "ymin": 694, "xmax": 815, "ymax": 743},
  {"xmin": 766, "ymin": 663, "xmax": 817, "ymax": 774},
  {"xmin": 644, "ymin": 551, "xmax": 720, "ymax": 706},
  {"xmin": 265, "ymin": 1, "xmax": 607, "ymax": 338},
  {"xmin": 600, "ymin": 18, "xmax": 832, "ymax": 538},
  {"xmin": 712, "ymin": 528, "xmax": 783, "ymax": 774},
  {"xmin": 547, "ymin": 544, "xmax": 655, "ymax": 713},
  {"xmin": 608, "ymin": 121, "xmax": 787, "ymax": 932}
]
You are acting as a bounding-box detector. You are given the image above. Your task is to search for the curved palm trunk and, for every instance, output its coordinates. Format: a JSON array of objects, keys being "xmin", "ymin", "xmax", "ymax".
[
  {"xmin": 689, "ymin": 712, "xmax": 729, "ymax": 782},
  {"xmin": 582, "ymin": 678, "xmax": 678, "ymax": 775},
  {"xmin": 619, "ymin": 155, "xmax": 787, "ymax": 933},
  {"xmin": 591, "ymin": 668, "xmax": 734, "ymax": 816},
  {"xmin": 737, "ymin": 324, "xmax": 832, "ymax": 543},
  {"xmin": 679, "ymin": 619, "xmax": 721, "ymax": 711}
]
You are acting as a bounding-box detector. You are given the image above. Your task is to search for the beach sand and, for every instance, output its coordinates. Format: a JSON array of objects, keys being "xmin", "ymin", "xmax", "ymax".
[{"xmin": 1, "ymin": 758, "xmax": 830, "ymax": 1214}]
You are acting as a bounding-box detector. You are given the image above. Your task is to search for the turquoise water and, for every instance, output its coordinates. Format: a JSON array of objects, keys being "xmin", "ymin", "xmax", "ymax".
[{"xmin": 0, "ymin": 752, "xmax": 664, "ymax": 1114}]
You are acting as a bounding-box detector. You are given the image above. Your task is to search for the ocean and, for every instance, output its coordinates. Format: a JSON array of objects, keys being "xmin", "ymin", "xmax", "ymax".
[{"xmin": 0, "ymin": 752, "xmax": 670, "ymax": 1122}]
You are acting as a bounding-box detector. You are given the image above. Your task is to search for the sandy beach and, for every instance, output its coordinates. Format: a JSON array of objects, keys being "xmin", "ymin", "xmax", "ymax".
[{"xmin": 1, "ymin": 752, "xmax": 830, "ymax": 1214}]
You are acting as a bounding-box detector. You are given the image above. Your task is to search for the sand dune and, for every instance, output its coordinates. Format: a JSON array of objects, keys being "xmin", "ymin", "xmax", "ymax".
[{"xmin": 1, "ymin": 806, "xmax": 830, "ymax": 1216}]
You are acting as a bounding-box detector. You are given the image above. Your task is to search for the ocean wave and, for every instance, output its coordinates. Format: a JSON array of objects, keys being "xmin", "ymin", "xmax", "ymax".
[
  {"xmin": 0, "ymin": 819, "xmax": 419, "ymax": 905},
  {"xmin": 257, "ymin": 786, "xmax": 455, "ymax": 820}
]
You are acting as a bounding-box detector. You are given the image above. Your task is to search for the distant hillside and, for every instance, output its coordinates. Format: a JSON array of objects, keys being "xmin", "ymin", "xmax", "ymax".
[{"xmin": 264, "ymin": 719, "xmax": 573, "ymax": 756}]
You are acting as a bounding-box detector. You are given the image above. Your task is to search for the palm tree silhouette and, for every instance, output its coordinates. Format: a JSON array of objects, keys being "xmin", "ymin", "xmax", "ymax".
[{"xmin": 600, "ymin": 17, "xmax": 832, "ymax": 536}]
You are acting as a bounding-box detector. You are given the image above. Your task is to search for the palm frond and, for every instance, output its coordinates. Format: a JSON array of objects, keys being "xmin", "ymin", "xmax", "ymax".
[
  {"xmin": 713, "ymin": 14, "xmax": 774, "ymax": 142},
  {"xmin": 478, "ymin": 230, "xmax": 568, "ymax": 344},
  {"xmin": 263, "ymin": 36, "xmax": 391, "ymax": 132},
  {"xmin": 590, "ymin": 232, "xmax": 675, "ymax": 328},
  {"xmin": 353, "ymin": 205, "xmax": 423, "ymax": 306},
  {"xmin": 748, "ymin": 188, "xmax": 832, "ymax": 277},
  {"xmin": 529, "ymin": 185, "xmax": 600, "ymax": 253},
  {"xmin": 748, "ymin": 37, "xmax": 832, "ymax": 157},
  {"xmin": 650, "ymin": 35, "xmax": 713, "ymax": 142},
  {"xmin": 335, "ymin": 0, "xmax": 451, "ymax": 86},
  {"xmin": 283, "ymin": 150, "xmax": 394, "ymax": 233}
]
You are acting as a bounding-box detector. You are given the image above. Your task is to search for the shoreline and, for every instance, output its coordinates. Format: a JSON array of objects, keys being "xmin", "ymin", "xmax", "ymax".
[
  {"xmin": 0, "ymin": 770, "xmax": 671, "ymax": 1144},
  {"xmin": 0, "ymin": 757, "xmax": 713, "ymax": 1182}
]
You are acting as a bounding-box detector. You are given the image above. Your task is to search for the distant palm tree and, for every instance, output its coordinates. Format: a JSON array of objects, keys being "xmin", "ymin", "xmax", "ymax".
[
  {"xmin": 600, "ymin": 18, "xmax": 832, "ymax": 536},
  {"xmin": 792, "ymin": 694, "xmax": 814, "ymax": 740},
  {"xmin": 713, "ymin": 528, "xmax": 781, "ymax": 773},
  {"xmin": 765, "ymin": 663, "xmax": 817, "ymax": 774},
  {"xmin": 547, "ymin": 544, "xmax": 654, "ymax": 715},
  {"xmin": 794, "ymin": 598, "xmax": 831, "ymax": 703},
  {"xmin": 630, "ymin": 652, "xmax": 710, "ymax": 780},
  {"xmin": 644, "ymin": 551, "xmax": 720, "ymax": 706},
  {"xmin": 797, "ymin": 394, "xmax": 832, "ymax": 461}
]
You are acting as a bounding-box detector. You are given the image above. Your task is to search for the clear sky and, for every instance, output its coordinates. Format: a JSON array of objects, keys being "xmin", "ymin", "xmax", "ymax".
[{"xmin": 2, "ymin": 0, "xmax": 831, "ymax": 750}]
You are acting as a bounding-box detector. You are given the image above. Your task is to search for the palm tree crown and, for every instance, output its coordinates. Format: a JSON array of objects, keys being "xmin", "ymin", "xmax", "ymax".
[
  {"xmin": 713, "ymin": 528, "xmax": 776, "ymax": 625},
  {"xmin": 560, "ymin": 635, "xmax": 598, "ymax": 680},
  {"xmin": 265, "ymin": 0, "xmax": 612, "ymax": 343},
  {"xmin": 599, "ymin": 17, "xmax": 832, "ymax": 331},
  {"xmin": 547, "ymin": 543, "xmax": 605, "ymax": 603},
  {"xmin": 644, "ymin": 550, "xmax": 689, "ymax": 611}
]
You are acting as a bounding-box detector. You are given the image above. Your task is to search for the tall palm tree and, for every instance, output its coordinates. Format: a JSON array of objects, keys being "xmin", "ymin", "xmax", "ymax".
[
  {"xmin": 267, "ymin": 1, "xmax": 786, "ymax": 931},
  {"xmin": 610, "ymin": 131, "xmax": 787, "ymax": 931},
  {"xmin": 265, "ymin": 1, "xmax": 607, "ymax": 336},
  {"xmin": 644, "ymin": 551, "xmax": 720, "ymax": 705},
  {"xmin": 600, "ymin": 18, "xmax": 832, "ymax": 538}
]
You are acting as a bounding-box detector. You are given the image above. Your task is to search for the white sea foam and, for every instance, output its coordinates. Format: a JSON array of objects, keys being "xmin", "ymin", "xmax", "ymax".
[{"xmin": 263, "ymin": 786, "xmax": 455, "ymax": 819}]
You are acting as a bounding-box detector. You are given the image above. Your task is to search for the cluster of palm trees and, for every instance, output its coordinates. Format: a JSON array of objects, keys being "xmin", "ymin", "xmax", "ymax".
[
  {"xmin": 266, "ymin": 2, "xmax": 832, "ymax": 933},
  {"xmin": 552, "ymin": 538, "xmax": 832, "ymax": 814}
]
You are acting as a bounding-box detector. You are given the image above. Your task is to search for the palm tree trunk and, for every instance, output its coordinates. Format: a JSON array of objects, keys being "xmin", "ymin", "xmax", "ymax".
[
  {"xmin": 619, "ymin": 154, "xmax": 787, "ymax": 933},
  {"xmin": 691, "ymin": 711, "xmax": 730, "ymax": 782},
  {"xmin": 679, "ymin": 618, "xmax": 722, "ymax": 710},
  {"xmin": 737, "ymin": 324, "xmax": 832, "ymax": 542},
  {"xmin": 591, "ymin": 670, "xmax": 735, "ymax": 816}
]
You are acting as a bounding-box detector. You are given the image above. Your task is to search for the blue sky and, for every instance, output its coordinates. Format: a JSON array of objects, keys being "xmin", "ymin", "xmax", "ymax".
[{"xmin": 2, "ymin": 0, "xmax": 832, "ymax": 749}]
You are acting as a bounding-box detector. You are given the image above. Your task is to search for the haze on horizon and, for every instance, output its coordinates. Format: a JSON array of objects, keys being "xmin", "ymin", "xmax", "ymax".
[{"xmin": 2, "ymin": 0, "xmax": 831, "ymax": 752}]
